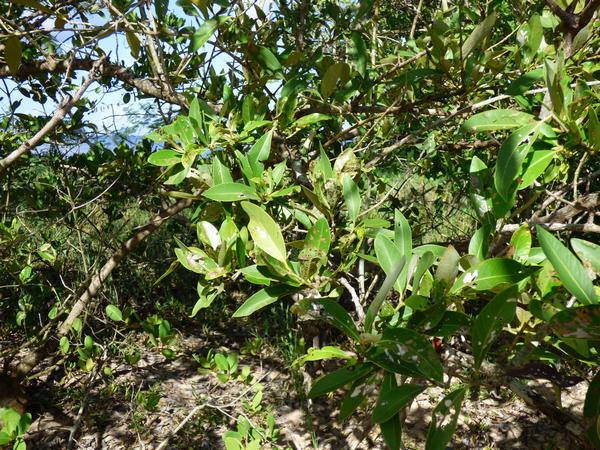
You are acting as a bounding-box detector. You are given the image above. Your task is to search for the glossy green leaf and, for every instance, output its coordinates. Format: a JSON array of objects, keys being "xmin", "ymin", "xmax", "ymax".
[
  {"xmin": 374, "ymin": 233, "xmax": 403, "ymax": 292},
  {"xmin": 256, "ymin": 46, "xmax": 281, "ymax": 71},
  {"xmin": 342, "ymin": 175, "xmax": 361, "ymax": 222},
  {"xmin": 571, "ymin": 238, "xmax": 600, "ymax": 273},
  {"xmin": 293, "ymin": 346, "xmax": 356, "ymax": 367},
  {"xmin": 378, "ymin": 327, "xmax": 444, "ymax": 382},
  {"xmin": 518, "ymin": 150, "xmax": 556, "ymax": 189},
  {"xmin": 412, "ymin": 251, "xmax": 435, "ymax": 292},
  {"xmin": 462, "ymin": 109, "xmax": 535, "ymax": 132},
  {"xmin": 241, "ymin": 202, "xmax": 287, "ymax": 263},
  {"xmin": 190, "ymin": 17, "xmax": 228, "ymax": 52},
  {"xmin": 315, "ymin": 298, "xmax": 360, "ymax": 340},
  {"xmin": 203, "ymin": 183, "xmax": 259, "ymax": 202},
  {"xmin": 212, "ymin": 157, "xmax": 233, "ymax": 184},
  {"xmin": 468, "ymin": 224, "xmax": 492, "ymax": 261},
  {"xmin": 394, "ymin": 209, "xmax": 412, "ymax": 293},
  {"xmin": 461, "ymin": 11, "xmax": 497, "ymax": 58},
  {"xmin": 425, "ymin": 388, "xmax": 466, "ymax": 450},
  {"xmin": 291, "ymin": 113, "xmax": 332, "ymax": 129},
  {"xmin": 471, "ymin": 286, "xmax": 518, "ymax": 368},
  {"xmin": 509, "ymin": 225, "xmax": 532, "ymax": 263},
  {"xmin": 372, "ymin": 383, "xmax": 425, "ymax": 423},
  {"xmin": 148, "ymin": 149, "xmax": 182, "ymax": 166},
  {"xmin": 247, "ymin": 129, "xmax": 273, "ymax": 176},
  {"xmin": 232, "ymin": 284, "xmax": 295, "ymax": 317},
  {"xmin": 378, "ymin": 373, "xmax": 402, "ymax": 450},
  {"xmin": 435, "ymin": 245, "xmax": 460, "ymax": 285},
  {"xmin": 105, "ymin": 305, "xmax": 123, "ymax": 322},
  {"xmin": 197, "ymin": 221, "xmax": 221, "ymax": 250},
  {"xmin": 454, "ymin": 258, "xmax": 538, "ymax": 292},
  {"xmin": 495, "ymin": 122, "xmax": 540, "ymax": 201},
  {"xmin": 537, "ymin": 226, "xmax": 597, "ymax": 305},
  {"xmin": 308, "ymin": 363, "xmax": 374, "ymax": 398},
  {"xmin": 365, "ymin": 256, "xmax": 406, "ymax": 333}
]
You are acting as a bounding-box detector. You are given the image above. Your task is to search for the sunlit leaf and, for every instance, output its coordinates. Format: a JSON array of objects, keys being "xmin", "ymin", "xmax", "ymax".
[
  {"xmin": 537, "ymin": 226, "xmax": 597, "ymax": 304},
  {"xmin": 241, "ymin": 202, "xmax": 287, "ymax": 263}
]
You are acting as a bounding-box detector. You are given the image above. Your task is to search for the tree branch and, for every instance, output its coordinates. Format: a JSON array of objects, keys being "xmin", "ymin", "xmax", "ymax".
[{"xmin": 0, "ymin": 58, "xmax": 105, "ymax": 176}]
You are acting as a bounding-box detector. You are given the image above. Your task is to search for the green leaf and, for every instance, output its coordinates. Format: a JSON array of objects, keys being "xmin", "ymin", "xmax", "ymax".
[
  {"xmin": 375, "ymin": 233, "xmax": 404, "ymax": 292},
  {"xmin": 203, "ymin": 183, "xmax": 260, "ymax": 202},
  {"xmin": 378, "ymin": 327, "xmax": 444, "ymax": 382},
  {"xmin": 471, "ymin": 286, "xmax": 518, "ymax": 368},
  {"xmin": 299, "ymin": 218, "xmax": 331, "ymax": 278},
  {"xmin": 518, "ymin": 150, "xmax": 556, "ymax": 189},
  {"xmin": 537, "ymin": 226, "xmax": 597, "ymax": 305},
  {"xmin": 588, "ymin": 108, "xmax": 600, "ymax": 151},
  {"xmin": 468, "ymin": 224, "xmax": 492, "ymax": 260},
  {"xmin": 190, "ymin": 16, "xmax": 228, "ymax": 52},
  {"xmin": 256, "ymin": 46, "xmax": 281, "ymax": 71},
  {"xmin": 425, "ymin": 388, "xmax": 466, "ymax": 450},
  {"xmin": 5, "ymin": 36, "xmax": 23, "ymax": 76},
  {"xmin": 394, "ymin": 209, "xmax": 413, "ymax": 294},
  {"xmin": 308, "ymin": 363, "xmax": 374, "ymax": 398},
  {"xmin": 211, "ymin": 157, "xmax": 233, "ymax": 184},
  {"xmin": 509, "ymin": 225, "xmax": 532, "ymax": 263},
  {"xmin": 247, "ymin": 129, "xmax": 273, "ymax": 176},
  {"xmin": 318, "ymin": 144, "xmax": 334, "ymax": 180},
  {"xmin": 365, "ymin": 256, "xmax": 406, "ymax": 333},
  {"xmin": 148, "ymin": 149, "xmax": 182, "ymax": 166},
  {"xmin": 571, "ymin": 238, "xmax": 600, "ymax": 273},
  {"xmin": 506, "ymin": 68, "xmax": 545, "ymax": 96},
  {"xmin": 126, "ymin": 31, "xmax": 141, "ymax": 59},
  {"xmin": 241, "ymin": 202, "xmax": 288, "ymax": 263},
  {"xmin": 232, "ymin": 284, "xmax": 295, "ymax": 317},
  {"xmin": 372, "ymin": 383, "xmax": 425, "ymax": 423},
  {"xmin": 378, "ymin": 373, "xmax": 402, "ymax": 450},
  {"xmin": 315, "ymin": 298, "xmax": 360, "ymax": 340},
  {"xmin": 293, "ymin": 346, "xmax": 356, "ymax": 367},
  {"xmin": 239, "ymin": 265, "xmax": 274, "ymax": 285},
  {"xmin": 342, "ymin": 175, "xmax": 361, "ymax": 222},
  {"xmin": 494, "ymin": 122, "xmax": 541, "ymax": 201},
  {"xmin": 197, "ymin": 221, "xmax": 221, "ymax": 251},
  {"xmin": 320, "ymin": 62, "xmax": 350, "ymax": 99},
  {"xmin": 462, "ymin": 109, "xmax": 535, "ymax": 132},
  {"xmin": 461, "ymin": 11, "xmax": 497, "ymax": 58},
  {"xmin": 454, "ymin": 258, "xmax": 538, "ymax": 292},
  {"xmin": 435, "ymin": 245, "xmax": 460, "ymax": 285},
  {"xmin": 526, "ymin": 14, "xmax": 543, "ymax": 58},
  {"xmin": 351, "ymin": 31, "xmax": 368, "ymax": 76},
  {"xmin": 291, "ymin": 113, "xmax": 333, "ymax": 129},
  {"xmin": 584, "ymin": 370, "xmax": 600, "ymax": 418},
  {"xmin": 105, "ymin": 305, "xmax": 123, "ymax": 322}
]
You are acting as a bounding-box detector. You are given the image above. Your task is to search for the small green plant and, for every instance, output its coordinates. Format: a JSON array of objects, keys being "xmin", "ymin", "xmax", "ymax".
[
  {"xmin": 194, "ymin": 350, "xmax": 243, "ymax": 383},
  {"xmin": 0, "ymin": 407, "xmax": 32, "ymax": 450}
]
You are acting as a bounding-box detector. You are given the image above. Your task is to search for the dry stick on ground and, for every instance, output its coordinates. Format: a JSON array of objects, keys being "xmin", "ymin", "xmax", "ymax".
[
  {"xmin": 0, "ymin": 57, "xmax": 105, "ymax": 176},
  {"xmin": 12, "ymin": 197, "xmax": 194, "ymax": 379}
]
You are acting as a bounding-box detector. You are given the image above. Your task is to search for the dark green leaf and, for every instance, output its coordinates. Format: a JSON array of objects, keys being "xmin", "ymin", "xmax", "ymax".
[
  {"xmin": 425, "ymin": 388, "xmax": 466, "ymax": 450},
  {"xmin": 461, "ymin": 11, "xmax": 497, "ymax": 58},
  {"xmin": 308, "ymin": 363, "xmax": 374, "ymax": 398},
  {"xmin": 232, "ymin": 285, "xmax": 296, "ymax": 317},
  {"xmin": 372, "ymin": 383, "xmax": 425, "ymax": 423},
  {"xmin": 537, "ymin": 226, "xmax": 597, "ymax": 305},
  {"xmin": 471, "ymin": 286, "xmax": 518, "ymax": 368}
]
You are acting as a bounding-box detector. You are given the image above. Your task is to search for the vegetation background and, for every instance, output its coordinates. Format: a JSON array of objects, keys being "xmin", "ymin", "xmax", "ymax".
[{"xmin": 0, "ymin": 0, "xmax": 600, "ymax": 448}]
